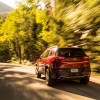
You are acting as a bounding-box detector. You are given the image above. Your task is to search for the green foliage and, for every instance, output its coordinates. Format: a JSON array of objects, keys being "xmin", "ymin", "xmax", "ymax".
[
  {"xmin": 0, "ymin": 0, "xmax": 99, "ymax": 71},
  {"xmin": 0, "ymin": 2, "xmax": 37, "ymax": 62}
]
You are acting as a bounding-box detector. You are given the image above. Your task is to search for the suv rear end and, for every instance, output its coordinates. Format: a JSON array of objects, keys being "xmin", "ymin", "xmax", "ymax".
[
  {"xmin": 53, "ymin": 47, "xmax": 91, "ymax": 82},
  {"xmin": 36, "ymin": 46, "xmax": 91, "ymax": 86}
]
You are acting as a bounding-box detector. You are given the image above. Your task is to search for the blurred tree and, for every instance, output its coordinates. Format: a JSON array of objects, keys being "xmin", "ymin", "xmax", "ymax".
[
  {"xmin": 0, "ymin": 2, "xmax": 38, "ymax": 63},
  {"xmin": 0, "ymin": 0, "xmax": 99, "ymax": 73}
]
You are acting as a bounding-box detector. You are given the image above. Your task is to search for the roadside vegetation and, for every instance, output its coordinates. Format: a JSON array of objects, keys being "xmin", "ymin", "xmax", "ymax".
[{"xmin": 0, "ymin": 0, "xmax": 100, "ymax": 75}]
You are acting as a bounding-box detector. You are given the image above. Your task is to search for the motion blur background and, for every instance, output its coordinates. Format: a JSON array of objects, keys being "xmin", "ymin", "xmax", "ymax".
[{"xmin": 0, "ymin": 0, "xmax": 100, "ymax": 75}]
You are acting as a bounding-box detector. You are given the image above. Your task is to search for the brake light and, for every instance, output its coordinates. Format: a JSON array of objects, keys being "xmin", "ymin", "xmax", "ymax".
[
  {"xmin": 52, "ymin": 56, "xmax": 64, "ymax": 68},
  {"xmin": 53, "ymin": 56, "xmax": 65, "ymax": 61},
  {"xmin": 83, "ymin": 56, "xmax": 89, "ymax": 60}
]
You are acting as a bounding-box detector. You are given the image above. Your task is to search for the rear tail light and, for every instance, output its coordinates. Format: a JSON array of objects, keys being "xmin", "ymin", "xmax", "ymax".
[
  {"xmin": 53, "ymin": 56, "xmax": 65, "ymax": 60},
  {"xmin": 83, "ymin": 56, "xmax": 89, "ymax": 60},
  {"xmin": 52, "ymin": 56, "xmax": 65, "ymax": 68}
]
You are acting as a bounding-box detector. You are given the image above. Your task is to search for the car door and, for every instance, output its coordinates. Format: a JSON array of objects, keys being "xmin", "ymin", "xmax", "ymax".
[
  {"xmin": 45, "ymin": 49, "xmax": 54, "ymax": 67},
  {"xmin": 38, "ymin": 49, "xmax": 50, "ymax": 73}
]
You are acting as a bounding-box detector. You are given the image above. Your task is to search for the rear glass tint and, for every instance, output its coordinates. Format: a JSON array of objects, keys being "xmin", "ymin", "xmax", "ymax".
[{"xmin": 56, "ymin": 48, "xmax": 86, "ymax": 57}]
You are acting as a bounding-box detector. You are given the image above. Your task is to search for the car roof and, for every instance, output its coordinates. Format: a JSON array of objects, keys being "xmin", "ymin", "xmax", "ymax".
[{"xmin": 58, "ymin": 46, "xmax": 81, "ymax": 49}]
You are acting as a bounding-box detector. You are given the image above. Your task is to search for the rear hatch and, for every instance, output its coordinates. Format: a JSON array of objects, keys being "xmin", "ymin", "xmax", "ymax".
[{"xmin": 56, "ymin": 48, "xmax": 89, "ymax": 69}]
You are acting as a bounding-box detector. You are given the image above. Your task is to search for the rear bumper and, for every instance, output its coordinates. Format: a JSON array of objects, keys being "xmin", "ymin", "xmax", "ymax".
[
  {"xmin": 58, "ymin": 75, "xmax": 90, "ymax": 80},
  {"xmin": 51, "ymin": 68, "xmax": 91, "ymax": 79}
]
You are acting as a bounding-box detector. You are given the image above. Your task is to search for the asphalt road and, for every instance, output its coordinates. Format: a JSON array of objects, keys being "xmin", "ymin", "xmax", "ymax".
[{"xmin": 0, "ymin": 63, "xmax": 100, "ymax": 100}]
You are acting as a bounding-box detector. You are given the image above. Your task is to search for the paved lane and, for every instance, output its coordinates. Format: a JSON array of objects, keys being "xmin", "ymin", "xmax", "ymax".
[{"xmin": 0, "ymin": 63, "xmax": 100, "ymax": 100}]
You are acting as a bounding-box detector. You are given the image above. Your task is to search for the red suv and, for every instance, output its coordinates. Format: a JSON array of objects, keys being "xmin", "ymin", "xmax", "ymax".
[{"xmin": 35, "ymin": 46, "xmax": 91, "ymax": 86}]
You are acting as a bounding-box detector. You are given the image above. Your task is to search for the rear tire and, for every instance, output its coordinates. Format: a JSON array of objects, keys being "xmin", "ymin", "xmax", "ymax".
[
  {"xmin": 80, "ymin": 77, "xmax": 89, "ymax": 84},
  {"xmin": 45, "ymin": 68, "xmax": 54, "ymax": 86}
]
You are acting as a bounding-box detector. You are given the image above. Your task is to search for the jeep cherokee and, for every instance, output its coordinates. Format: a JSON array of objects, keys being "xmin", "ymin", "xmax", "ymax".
[{"xmin": 35, "ymin": 46, "xmax": 91, "ymax": 86}]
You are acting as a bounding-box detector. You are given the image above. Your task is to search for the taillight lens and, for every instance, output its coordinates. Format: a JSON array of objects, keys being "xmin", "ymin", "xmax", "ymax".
[
  {"xmin": 54, "ymin": 56, "xmax": 65, "ymax": 60},
  {"xmin": 52, "ymin": 56, "xmax": 65, "ymax": 63},
  {"xmin": 83, "ymin": 56, "xmax": 89, "ymax": 60},
  {"xmin": 52, "ymin": 56, "xmax": 65, "ymax": 68}
]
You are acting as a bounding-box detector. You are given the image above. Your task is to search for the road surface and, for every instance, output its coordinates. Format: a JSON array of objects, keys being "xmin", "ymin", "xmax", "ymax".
[{"xmin": 0, "ymin": 63, "xmax": 100, "ymax": 100}]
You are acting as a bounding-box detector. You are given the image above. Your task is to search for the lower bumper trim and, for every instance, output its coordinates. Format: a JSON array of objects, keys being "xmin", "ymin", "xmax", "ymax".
[{"xmin": 58, "ymin": 75, "xmax": 89, "ymax": 79}]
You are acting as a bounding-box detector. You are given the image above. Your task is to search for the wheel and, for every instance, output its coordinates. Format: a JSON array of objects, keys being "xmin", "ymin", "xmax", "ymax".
[
  {"xmin": 45, "ymin": 68, "xmax": 54, "ymax": 86},
  {"xmin": 80, "ymin": 77, "xmax": 89, "ymax": 84},
  {"xmin": 35, "ymin": 67, "xmax": 41, "ymax": 78}
]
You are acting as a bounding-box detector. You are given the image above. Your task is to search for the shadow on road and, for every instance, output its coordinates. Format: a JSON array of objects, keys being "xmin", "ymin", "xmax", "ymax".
[
  {"xmin": 0, "ymin": 64, "xmax": 60, "ymax": 100},
  {"xmin": 0, "ymin": 64, "xmax": 100, "ymax": 100},
  {"xmin": 52, "ymin": 80, "xmax": 100, "ymax": 100}
]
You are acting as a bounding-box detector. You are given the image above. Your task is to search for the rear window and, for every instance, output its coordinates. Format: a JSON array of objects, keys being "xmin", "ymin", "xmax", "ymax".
[{"xmin": 56, "ymin": 48, "xmax": 86, "ymax": 57}]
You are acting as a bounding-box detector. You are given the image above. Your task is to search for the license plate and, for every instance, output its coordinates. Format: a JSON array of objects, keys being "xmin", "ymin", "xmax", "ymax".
[{"xmin": 71, "ymin": 69, "xmax": 78, "ymax": 72}]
